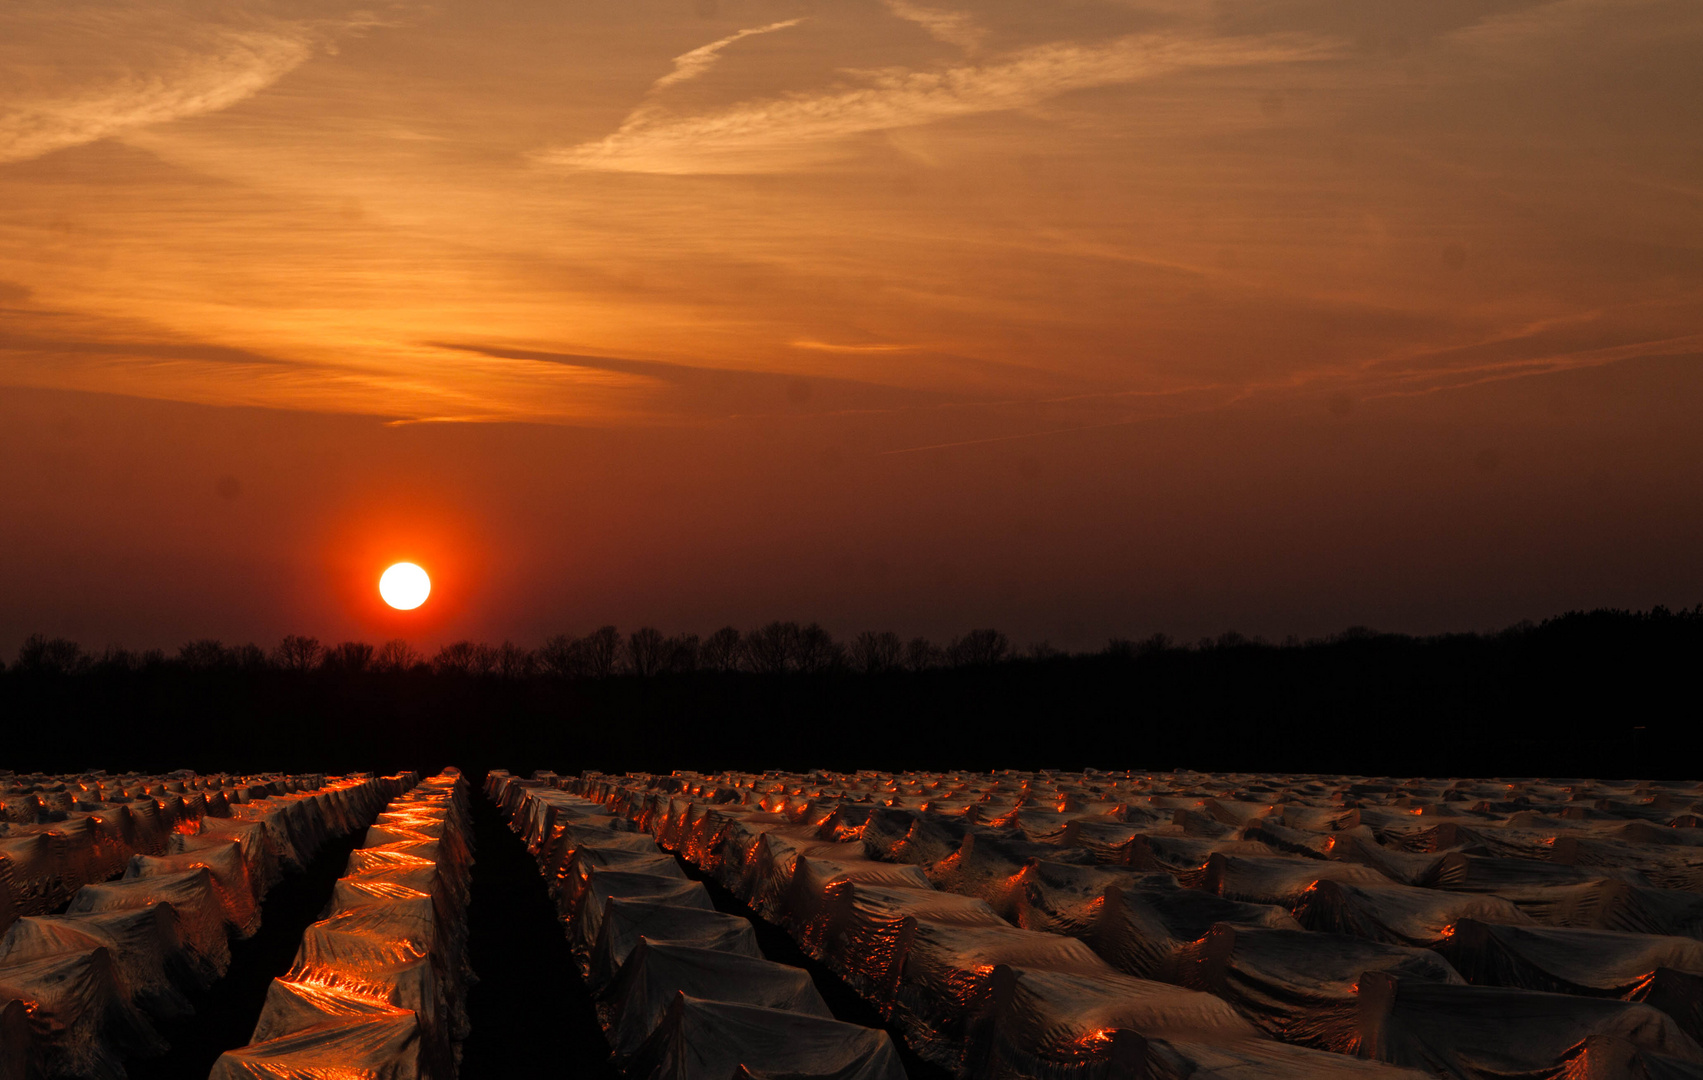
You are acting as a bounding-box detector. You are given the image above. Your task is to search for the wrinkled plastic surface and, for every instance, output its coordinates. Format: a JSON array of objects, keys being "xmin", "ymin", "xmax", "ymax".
[
  {"xmin": 1359, "ymin": 971, "xmax": 1703, "ymax": 1079},
  {"xmin": 486, "ymin": 772, "xmax": 907, "ymax": 1079},
  {"xmin": 216, "ymin": 771, "xmax": 470, "ymax": 1080},
  {"xmin": 627, "ymin": 995, "xmax": 907, "ymax": 1080},
  {"xmin": 1436, "ymin": 919, "xmax": 1703, "ymax": 997},
  {"xmin": 600, "ymin": 941, "xmax": 830, "ymax": 1060},
  {"xmin": 0, "ymin": 947, "xmax": 161, "ymax": 1080},
  {"xmin": 547, "ymin": 767, "xmax": 1703, "ymax": 1079},
  {"xmin": 1, "ymin": 772, "xmax": 402, "ymax": 1080},
  {"xmin": 1, "ymin": 905, "xmax": 196, "ymax": 1018},
  {"xmin": 587, "ymin": 898, "xmax": 762, "ymax": 991}
]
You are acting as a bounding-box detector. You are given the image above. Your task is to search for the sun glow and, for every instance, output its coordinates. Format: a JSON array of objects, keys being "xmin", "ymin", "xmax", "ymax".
[{"xmin": 379, "ymin": 562, "xmax": 431, "ymax": 610}]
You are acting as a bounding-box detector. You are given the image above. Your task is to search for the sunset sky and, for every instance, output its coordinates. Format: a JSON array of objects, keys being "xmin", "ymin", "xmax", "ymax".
[{"xmin": 2, "ymin": 0, "xmax": 1700, "ymax": 651}]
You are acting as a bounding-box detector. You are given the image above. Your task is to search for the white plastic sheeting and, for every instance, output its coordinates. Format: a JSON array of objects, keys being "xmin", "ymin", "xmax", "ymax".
[
  {"xmin": 0, "ymin": 772, "xmax": 401, "ymax": 1079},
  {"xmin": 0, "ymin": 771, "xmax": 380, "ymax": 933},
  {"xmin": 212, "ymin": 770, "xmax": 472, "ymax": 1080},
  {"xmin": 555, "ymin": 768, "xmax": 1703, "ymax": 1079},
  {"xmin": 1292, "ymin": 879, "xmax": 1531, "ymax": 947},
  {"xmin": 588, "ymin": 897, "xmax": 763, "ymax": 990},
  {"xmin": 0, "ymin": 906, "xmax": 196, "ymax": 1020},
  {"xmin": 601, "ymin": 941, "xmax": 831, "ymax": 1059},
  {"xmin": 627, "ymin": 996, "xmax": 905, "ymax": 1080},
  {"xmin": 1171, "ymin": 924, "xmax": 1461, "ymax": 1051},
  {"xmin": 0, "ymin": 947, "xmax": 160, "ymax": 1079},
  {"xmin": 487, "ymin": 771, "xmax": 907, "ymax": 1080},
  {"xmin": 1358, "ymin": 971, "xmax": 1703, "ymax": 1079}
]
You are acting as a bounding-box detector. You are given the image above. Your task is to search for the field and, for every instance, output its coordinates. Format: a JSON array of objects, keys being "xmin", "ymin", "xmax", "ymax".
[{"xmin": 8, "ymin": 765, "xmax": 1703, "ymax": 1078}]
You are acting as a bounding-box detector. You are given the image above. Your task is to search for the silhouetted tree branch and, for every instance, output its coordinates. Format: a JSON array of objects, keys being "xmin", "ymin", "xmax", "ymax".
[
  {"xmin": 851, "ymin": 631, "xmax": 902, "ymax": 674},
  {"xmin": 273, "ymin": 635, "xmax": 323, "ymax": 672},
  {"xmin": 626, "ymin": 628, "xmax": 666, "ymax": 677},
  {"xmin": 700, "ymin": 627, "xmax": 742, "ymax": 672}
]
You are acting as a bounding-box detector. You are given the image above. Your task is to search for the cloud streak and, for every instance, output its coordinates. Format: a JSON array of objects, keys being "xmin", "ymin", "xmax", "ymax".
[
  {"xmin": 882, "ymin": 0, "xmax": 985, "ymax": 53},
  {"xmin": 542, "ymin": 32, "xmax": 1337, "ymax": 174},
  {"xmin": 0, "ymin": 2, "xmax": 397, "ymax": 164},
  {"xmin": 651, "ymin": 19, "xmax": 805, "ymax": 93}
]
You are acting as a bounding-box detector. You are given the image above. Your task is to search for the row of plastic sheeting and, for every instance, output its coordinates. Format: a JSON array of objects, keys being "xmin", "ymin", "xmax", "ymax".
[
  {"xmin": 211, "ymin": 769, "xmax": 473, "ymax": 1080},
  {"xmin": 486, "ymin": 770, "xmax": 907, "ymax": 1080},
  {"xmin": 557, "ymin": 768, "xmax": 1703, "ymax": 1080},
  {"xmin": 1, "ymin": 771, "xmax": 351, "ymax": 935},
  {"xmin": 0, "ymin": 772, "xmax": 406, "ymax": 1080}
]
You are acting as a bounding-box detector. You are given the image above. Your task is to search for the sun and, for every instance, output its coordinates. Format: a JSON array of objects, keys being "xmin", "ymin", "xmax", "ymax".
[{"xmin": 379, "ymin": 562, "xmax": 431, "ymax": 610}]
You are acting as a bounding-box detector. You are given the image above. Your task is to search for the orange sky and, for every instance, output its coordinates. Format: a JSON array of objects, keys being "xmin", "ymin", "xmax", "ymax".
[{"xmin": 2, "ymin": 0, "xmax": 1700, "ymax": 650}]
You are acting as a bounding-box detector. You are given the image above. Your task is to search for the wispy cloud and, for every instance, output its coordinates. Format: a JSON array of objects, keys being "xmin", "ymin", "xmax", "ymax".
[
  {"xmin": 882, "ymin": 0, "xmax": 985, "ymax": 53},
  {"xmin": 433, "ymin": 342, "xmax": 962, "ymax": 419},
  {"xmin": 541, "ymin": 32, "xmax": 1337, "ymax": 174},
  {"xmin": 0, "ymin": 3, "xmax": 400, "ymax": 164},
  {"xmin": 792, "ymin": 340, "xmax": 915, "ymax": 353},
  {"xmin": 651, "ymin": 19, "xmax": 805, "ymax": 93}
]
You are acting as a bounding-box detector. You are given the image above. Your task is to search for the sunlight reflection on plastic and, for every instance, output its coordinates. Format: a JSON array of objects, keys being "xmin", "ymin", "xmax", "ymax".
[{"xmin": 378, "ymin": 563, "xmax": 430, "ymax": 610}]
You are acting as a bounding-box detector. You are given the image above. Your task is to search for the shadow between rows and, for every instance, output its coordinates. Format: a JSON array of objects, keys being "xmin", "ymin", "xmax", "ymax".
[
  {"xmin": 128, "ymin": 828, "xmax": 366, "ymax": 1079},
  {"xmin": 458, "ymin": 789, "xmax": 620, "ymax": 1076},
  {"xmin": 673, "ymin": 855, "xmax": 955, "ymax": 1080}
]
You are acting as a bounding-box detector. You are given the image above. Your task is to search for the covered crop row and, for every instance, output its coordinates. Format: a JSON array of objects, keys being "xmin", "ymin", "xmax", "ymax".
[
  {"xmin": 559, "ymin": 769, "xmax": 1703, "ymax": 1080},
  {"xmin": 0, "ymin": 772, "xmax": 401, "ymax": 1078},
  {"xmin": 1, "ymin": 772, "xmax": 359, "ymax": 932},
  {"xmin": 211, "ymin": 769, "xmax": 473, "ymax": 1079},
  {"xmin": 487, "ymin": 769, "xmax": 906, "ymax": 1080}
]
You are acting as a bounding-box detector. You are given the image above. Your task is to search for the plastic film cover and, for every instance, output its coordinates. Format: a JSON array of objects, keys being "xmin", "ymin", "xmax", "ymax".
[
  {"xmin": 0, "ymin": 947, "xmax": 163, "ymax": 1080},
  {"xmin": 1173, "ymin": 924, "xmax": 1461, "ymax": 1052},
  {"xmin": 1437, "ymin": 919, "xmax": 1703, "ymax": 997},
  {"xmin": 0, "ymin": 905, "xmax": 198, "ymax": 1018},
  {"xmin": 1086, "ymin": 879, "xmax": 1297, "ymax": 981},
  {"xmin": 566, "ymin": 872, "xmax": 713, "ymax": 966},
  {"xmin": 599, "ymin": 941, "xmax": 831, "ymax": 1060},
  {"xmin": 127, "ymin": 839, "xmax": 260, "ymax": 938},
  {"xmin": 67, "ymin": 867, "xmax": 232, "ymax": 979},
  {"xmin": 586, "ymin": 898, "xmax": 762, "ymax": 991},
  {"xmin": 209, "ymin": 1013, "xmax": 424, "ymax": 1080},
  {"xmin": 1293, "ymin": 879, "xmax": 1530, "ymax": 947},
  {"xmin": 1356, "ymin": 971, "xmax": 1703, "ymax": 1079},
  {"xmin": 626, "ymin": 994, "xmax": 906, "ymax": 1080}
]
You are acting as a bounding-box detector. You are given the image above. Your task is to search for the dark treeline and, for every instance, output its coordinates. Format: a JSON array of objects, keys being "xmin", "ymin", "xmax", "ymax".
[
  {"xmin": 2, "ymin": 607, "xmax": 1699, "ymax": 782},
  {"xmin": 7, "ymin": 622, "xmax": 1021, "ymax": 679}
]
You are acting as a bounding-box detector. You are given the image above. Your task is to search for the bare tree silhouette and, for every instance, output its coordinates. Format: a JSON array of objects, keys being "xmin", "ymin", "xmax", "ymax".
[
  {"xmin": 903, "ymin": 636, "xmax": 942, "ymax": 671},
  {"xmin": 432, "ymin": 641, "xmax": 480, "ymax": 675},
  {"xmin": 700, "ymin": 627, "xmax": 742, "ymax": 672},
  {"xmin": 537, "ymin": 633, "xmax": 578, "ymax": 677},
  {"xmin": 495, "ymin": 641, "xmax": 536, "ymax": 679},
  {"xmin": 795, "ymin": 623, "xmax": 844, "ymax": 673},
  {"xmin": 744, "ymin": 621, "xmax": 801, "ymax": 673},
  {"xmin": 625, "ymin": 627, "xmax": 667, "ymax": 677},
  {"xmin": 94, "ymin": 646, "xmax": 141, "ymax": 673},
  {"xmin": 273, "ymin": 635, "xmax": 324, "ymax": 672},
  {"xmin": 178, "ymin": 639, "xmax": 228, "ymax": 670},
  {"xmin": 323, "ymin": 641, "xmax": 376, "ymax": 673},
  {"xmin": 582, "ymin": 625, "xmax": 622, "ymax": 678},
  {"xmin": 13, "ymin": 635, "xmax": 87, "ymax": 674},
  {"xmin": 850, "ymin": 631, "xmax": 903, "ymax": 674},
  {"xmin": 469, "ymin": 643, "xmax": 500, "ymax": 676},
  {"xmin": 664, "ymin": 634, "xmax": 700, "ymax": 674},
  {"xmin": 374, "ymin": 639, "xmax": 421, "ymax": 672},
  {"xmin": 947, "ymin": 628, "xmax": 1010, "ymax": 667}
]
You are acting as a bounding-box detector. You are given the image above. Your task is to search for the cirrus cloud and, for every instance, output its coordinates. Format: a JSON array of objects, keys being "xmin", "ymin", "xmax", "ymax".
[
  {"xmin": 0, "ymin": 1, "xmax": 402, "ymax": 164},
  {"xmin": 651, "ymin": 18, "xmax": 806, "ymax": 93},
  {"xmin": 541, "ymin": 31, "xmax": 1339, "ymax": 174}
]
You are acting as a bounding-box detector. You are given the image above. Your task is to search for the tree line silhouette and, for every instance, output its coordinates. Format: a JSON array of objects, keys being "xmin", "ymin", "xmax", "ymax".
[
  {"xmin": 4, "ymin": 606, "xmax": 1699, "ymax": 782},
  {"xmin": 8, "ymin": 622, "xmax": 1025, "ymax": 678}
]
